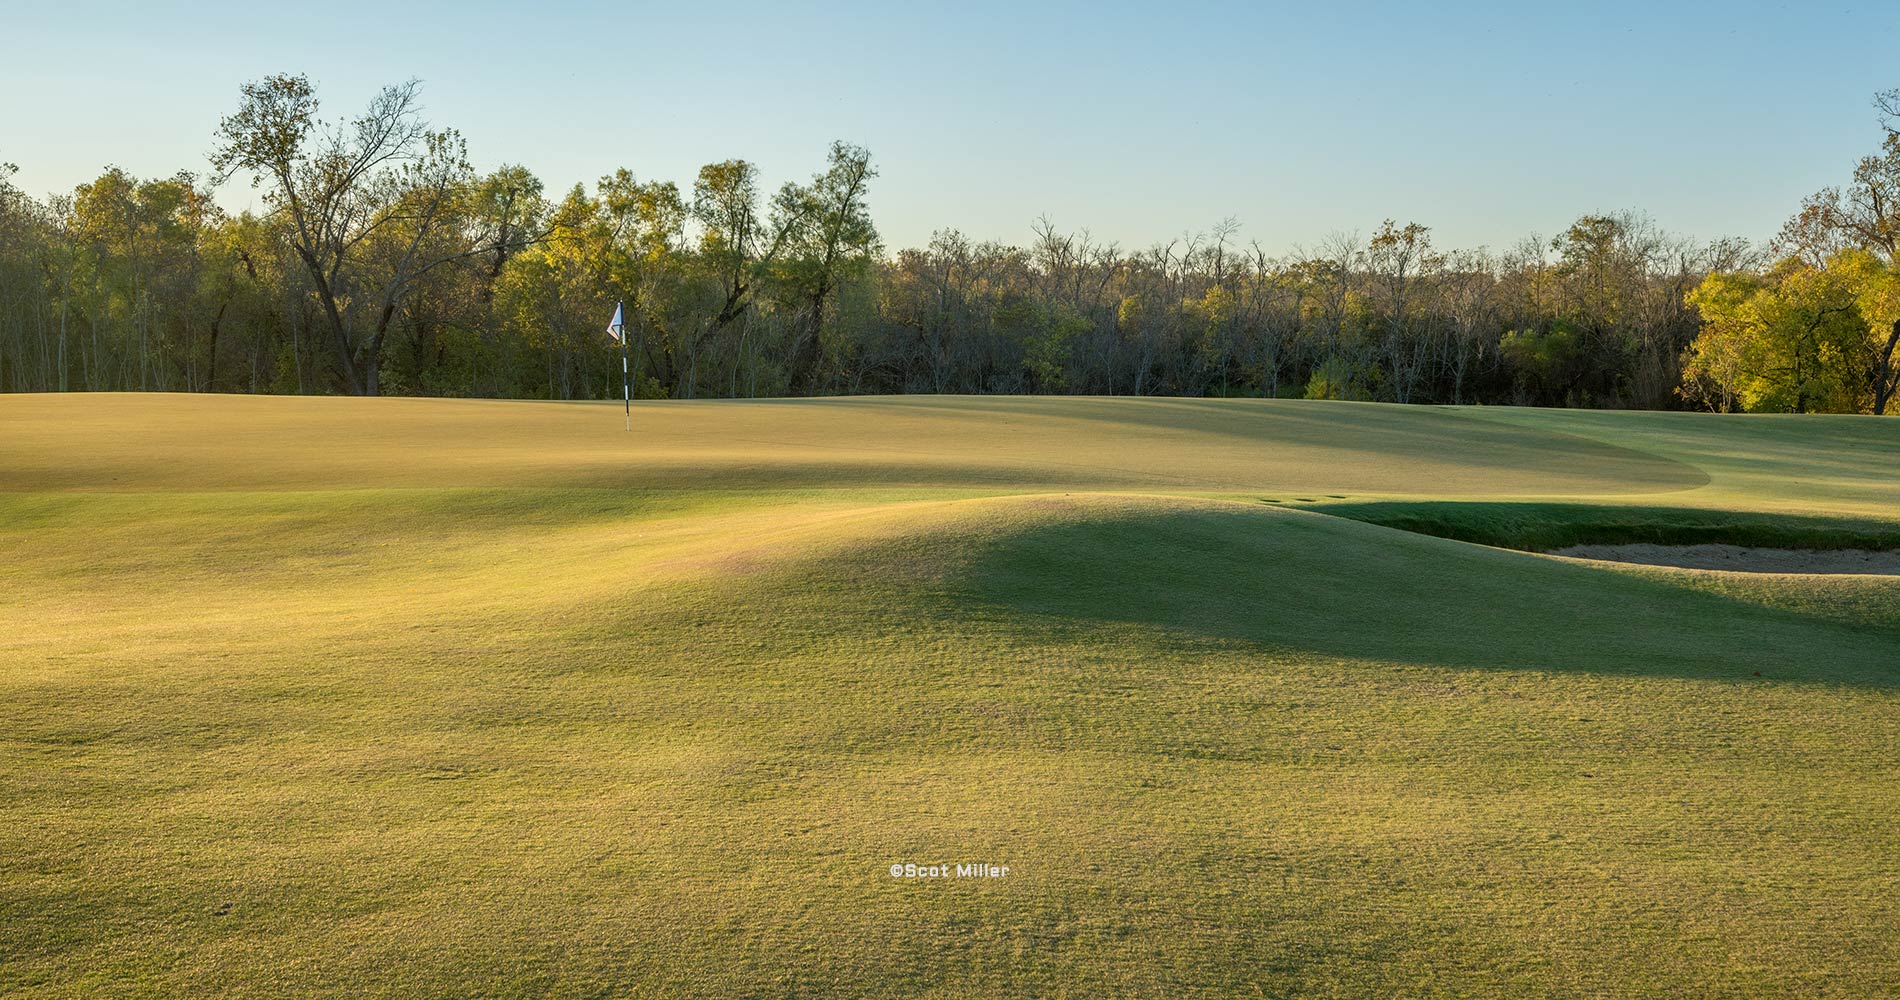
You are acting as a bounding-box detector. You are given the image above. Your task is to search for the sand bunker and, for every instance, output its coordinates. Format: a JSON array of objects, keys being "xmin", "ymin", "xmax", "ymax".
[{"xmin": 1554, "ymin": 544, "xmax": 1900, "ymax": 575}]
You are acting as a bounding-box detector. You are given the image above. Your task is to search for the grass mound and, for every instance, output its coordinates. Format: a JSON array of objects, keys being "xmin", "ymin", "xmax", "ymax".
[{"xmin": 955, "ymin": 495, "xmax": 1898, "ymax": 679}]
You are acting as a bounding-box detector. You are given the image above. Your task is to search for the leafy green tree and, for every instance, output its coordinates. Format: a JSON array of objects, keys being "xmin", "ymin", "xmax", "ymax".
[
  {"xmin": 68, "ymin": 167, "xmax": 212, "ymax": 391},
  {"xmin": 598, "ymin": 168, "xmax": 691, "ymax": 395},
  {"xmin": 1682, "ymin": 261, "xmax": 1864, "ymax": 413},
  {"xmin": 193, "ymin": 209, "xmax": 287, "ymax": 392},
  {"xmin": 770, "ymin": 142, "xmax": 878, "ymax": 393},
  {"xmin": 1772, "ymin": 97, "xmax": 1900, "ymax": 413},
  {"xmin": 1499, "ymin": 324, "xmax": 1584, "ymax": 405},
  {"xmin": 494, "ymin": 185, "xmax": 617, "ymax": 399},
  {"xmin": 1827, "ymin": 250, "xmax": 1900, "ymax": 414},
  {"xmin": 1304, "ymin": 356, "xmax": 1371, "ymax": 401}
]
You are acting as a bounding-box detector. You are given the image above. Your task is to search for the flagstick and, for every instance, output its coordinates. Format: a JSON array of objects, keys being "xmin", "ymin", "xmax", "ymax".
[{"xmin": 610, "ymin": 298, "xmax": 630, "ymax": 433}]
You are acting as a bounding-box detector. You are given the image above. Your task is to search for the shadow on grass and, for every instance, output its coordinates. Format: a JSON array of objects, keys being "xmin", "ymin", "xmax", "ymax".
[
  {"xmin": 955, "ymin": 502, "xmax": 1899, "ymax": 687},
  {"xmin": 1298, "ymin": 501, "xmax": 1900, "ymax": 552}
]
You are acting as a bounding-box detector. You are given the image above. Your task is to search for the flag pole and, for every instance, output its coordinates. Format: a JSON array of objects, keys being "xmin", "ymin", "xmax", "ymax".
[{"xmin": 617, "ymin": 300, "xmax": 631, "ymax": 432}]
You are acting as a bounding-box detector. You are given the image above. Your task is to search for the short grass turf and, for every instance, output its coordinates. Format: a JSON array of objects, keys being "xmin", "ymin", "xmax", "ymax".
[{"xmin": 2, "ymin": 393, "xmax": 1898, "ymax": 998}]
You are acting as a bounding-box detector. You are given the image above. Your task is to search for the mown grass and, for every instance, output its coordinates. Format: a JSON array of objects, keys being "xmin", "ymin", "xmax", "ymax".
[{"xmin": 1, "ymin": 394, "xmax": 1897, "ymax": 997}]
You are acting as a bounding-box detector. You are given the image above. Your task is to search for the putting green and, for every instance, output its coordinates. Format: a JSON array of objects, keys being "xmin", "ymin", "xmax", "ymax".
[
  {"xmin": 2, "ymin": 393, "xmax": 1895, "ymax": 997},
  {"xmin": 0, "ymin": 393, "xmax": 1709, "ymax": 494}
]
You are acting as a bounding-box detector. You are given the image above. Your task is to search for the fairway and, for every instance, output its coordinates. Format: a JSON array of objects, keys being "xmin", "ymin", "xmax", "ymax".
[{"xmin": 3, "ymin": 393, "xmax": 1898, "ymax": 997}]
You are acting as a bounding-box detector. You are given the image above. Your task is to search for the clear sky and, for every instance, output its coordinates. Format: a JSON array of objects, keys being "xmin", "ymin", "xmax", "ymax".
[{"xmin": 6, "ymin": 0, "xmax": 1897, "ymax": 255}]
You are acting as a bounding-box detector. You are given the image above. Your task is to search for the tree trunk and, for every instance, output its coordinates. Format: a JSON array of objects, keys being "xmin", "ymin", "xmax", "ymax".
[
  {"xmin": 1875, "ymin": 319, "xmax": 1900, "ymax": 416},
  {"xmin": 359, "ymin": 301, "xmax": 398, "ymax": 397},
  {"xmin": 788, "ymin": 286, "xmax": 828, "ymax": 394},
  {"xmin": 206, "ymin": 302, "xmax": 226, "ymax": 393}
]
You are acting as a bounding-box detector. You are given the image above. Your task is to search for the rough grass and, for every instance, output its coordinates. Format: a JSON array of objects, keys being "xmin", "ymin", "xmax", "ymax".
[{"xmin": 1, "ymin": 393, "xmax": 1897, "ymax": 998}]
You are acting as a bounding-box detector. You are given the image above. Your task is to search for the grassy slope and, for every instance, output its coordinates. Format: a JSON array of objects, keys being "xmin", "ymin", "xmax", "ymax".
[{"xmin": 1, "ymin": 394, "xmax": 1896, "ymax": 997}]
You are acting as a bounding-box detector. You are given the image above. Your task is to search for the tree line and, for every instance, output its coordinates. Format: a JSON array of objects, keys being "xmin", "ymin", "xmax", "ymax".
[{"xmin": 2, "ymin": 74, "xmax": 1895, "ymax": 413}]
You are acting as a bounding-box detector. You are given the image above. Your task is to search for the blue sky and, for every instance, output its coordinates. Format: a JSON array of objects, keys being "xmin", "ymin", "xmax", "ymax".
[{"xmin": 6, "ymin": 0, "xmax": 1897, "ymax": 254}]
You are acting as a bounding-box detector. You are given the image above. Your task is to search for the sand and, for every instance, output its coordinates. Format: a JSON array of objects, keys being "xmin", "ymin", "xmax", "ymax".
[{"xmin": 1554, "ymin": 543, "xmax": 1900, "ymax": 575}]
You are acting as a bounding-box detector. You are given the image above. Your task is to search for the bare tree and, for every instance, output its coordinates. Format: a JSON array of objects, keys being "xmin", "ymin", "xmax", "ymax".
[{"xmin": 212, "ymin": 74, "xmax": 539, "ymax": 394}]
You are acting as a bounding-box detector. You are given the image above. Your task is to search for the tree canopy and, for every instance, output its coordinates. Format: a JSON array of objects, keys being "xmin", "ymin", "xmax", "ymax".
[{"xmin": 0, "ymin": 76, "xmax": 1893, "ymax": 414}]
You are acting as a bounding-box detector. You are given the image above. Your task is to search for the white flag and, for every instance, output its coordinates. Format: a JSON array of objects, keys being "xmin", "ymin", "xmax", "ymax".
[{"xmin": 606, "ymin": 301, "xmax": 625, "ymax": 344}]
